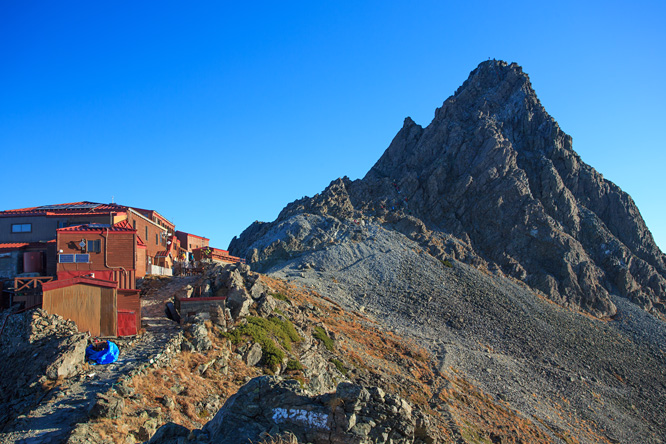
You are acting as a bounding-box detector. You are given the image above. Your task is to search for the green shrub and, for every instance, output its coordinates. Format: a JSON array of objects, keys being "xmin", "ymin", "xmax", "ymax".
[
  {"xmin": 262, "ymin": 339, "xmax": 285, "ymax": 370},
  {"xmin": 286, "ymin": 359, "xmax": 303, "ymax": 372},
  {"xmin": 270, "ymin": 292, "xmax": 291, "ymax": 304},
  {"xmin": 314, "ymin": 326, "xmax": 334, "ymax": 351},
  {"xmin": 441, "ymin": 259, "xmax": 453, "ymax": 268},
  {"xmin": 330, "ymin": 358, "xmax": 347, "ymax": 375},
  {"xmin": 222, "ymin": 316, "xmax": 301, "ymax": 371}
]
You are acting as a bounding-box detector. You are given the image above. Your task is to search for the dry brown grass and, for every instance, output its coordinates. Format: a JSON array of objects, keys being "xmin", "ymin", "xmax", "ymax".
[
  {"xmin": 87, "ymin": 274, "xmax": 611, "ymax": 443},
  {"xmin": 266, "ymin": 278, "xmax": 437, "ymax": 406},
  {"xmin": 438, "ymin": 373, "xmax": 555, "ymax": 444},
  {"xmin": 89, "ymin": 331, "xmax": 262, "ymax": 441}
]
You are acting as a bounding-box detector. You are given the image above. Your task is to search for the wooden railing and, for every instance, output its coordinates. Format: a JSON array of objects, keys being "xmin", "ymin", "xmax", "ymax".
[
  {"xmin": 14, "ymin": 277, "xmax": 54, "ymax": 293},
  {"xmin": 10, "ymin": 277, "xmax": 53, "ymax": 310},
  {"xmin": 174, "ymin": 265, "xmax": 204, "ymax": 276}
]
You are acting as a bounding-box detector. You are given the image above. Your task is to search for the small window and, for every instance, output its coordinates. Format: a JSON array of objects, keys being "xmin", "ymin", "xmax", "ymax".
[
  {"xmin": 156, "ymin": 233, "xmax": 159, "ymax": 245},
  {"xmin": 87, "ymin": 239, "xmax": 101, "ymax": 253},
  {"xmin": 11, "ymin": 223, "xmax": 31, "ymax": 233},
  {"xmin": 145, "ymin": 226, "xmax": 148, "ymax": 241},
  {"xmin": 74, "ymin": 254, "xmax": 89, "ymax": 263},
  {"xmin": 59, "ymin": 254, "xmax": 75, "ymax": 263},
  {"xmin": 133, "ymin": 220, "xmax": 136, "ymax": 229}
]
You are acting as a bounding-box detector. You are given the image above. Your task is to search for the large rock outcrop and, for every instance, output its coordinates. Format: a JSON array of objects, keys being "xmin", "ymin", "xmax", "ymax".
[
  {"xmin": 150, "ymin": 376, "xmax": 429, "ymax": 444},
  {"xmin": 230, "ymin": 60, "xmax": 666, "ymax": 318}
]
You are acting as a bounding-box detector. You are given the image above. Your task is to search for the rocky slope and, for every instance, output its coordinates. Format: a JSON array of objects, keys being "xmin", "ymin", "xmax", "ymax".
[
  {"xmin": 2, "ymin": 263, "xmax": 663, "ymax": 443},
  {"xmin": 227, "ymin": 60, "xmax": 666, "ymax": 443},
  {"xmin": 69, "ymin": 265, "xmax": 563, "ymax": 444},
  {"xmin": 230, "ymin": 60, "xmax": 666, "ymax": 319}
]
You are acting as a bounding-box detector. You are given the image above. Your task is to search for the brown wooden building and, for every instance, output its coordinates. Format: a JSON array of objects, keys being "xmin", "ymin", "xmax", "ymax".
[
  {"xmin": 125, "ymin": 208, "xmax": 173, "ymax": 267},
  {"xmin": 56, "ymin": 220, "xmax": 142, "ymax": 289},
  {"xmin": 42, "ymin": 276, "xmax": 140, "ymax": 337},
  {"xmin": 0, "ymin": 202, "xmax": 177, "ymax": 280},
  {"xmin": 175, "ymin": 231, "xmax": 209, "ymax": 253}
]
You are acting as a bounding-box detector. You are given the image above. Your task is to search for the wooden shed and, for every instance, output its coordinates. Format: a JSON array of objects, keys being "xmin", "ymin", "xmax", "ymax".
[{"xmin": 42, "ymin": 277, "xmax": 140, "ymax": 337}]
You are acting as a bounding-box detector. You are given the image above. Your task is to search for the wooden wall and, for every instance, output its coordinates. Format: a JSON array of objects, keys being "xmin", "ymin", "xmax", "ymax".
[
  {"xmin": 176, "ymin": 231, "xmax": 209, "ymax": 252},
  {"xmin": 105, "ymin": 232, "xmax": 135, "ymax": 269},
  {"xmin": 126, "ymin": 211, "xmax": 168, "ymax": 259},
  {"xmin": 99, "ymin": 287, "xmax": 117, "ymax": 336},
  {"xmin": 43, "ymin": 284, "xmax": 117, "ymax": 337},
  {"xmin": 57, "ymin": 231, "xmax": 136, "ymax": 283},
  {"xmin": 136, "ymin": 246, "xmax": 146, "ymax": 278}
]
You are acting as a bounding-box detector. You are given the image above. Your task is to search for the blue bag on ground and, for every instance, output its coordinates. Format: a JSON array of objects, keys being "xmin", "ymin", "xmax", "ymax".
[{"xmin": 86, "ymin": 341, "xmax": 119, "ymax": 365}]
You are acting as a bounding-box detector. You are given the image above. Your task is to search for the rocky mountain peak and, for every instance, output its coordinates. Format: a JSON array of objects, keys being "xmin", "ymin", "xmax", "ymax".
[{"xmin": 231, "ymin": 60, "xmax": 666, "ymax": 319}]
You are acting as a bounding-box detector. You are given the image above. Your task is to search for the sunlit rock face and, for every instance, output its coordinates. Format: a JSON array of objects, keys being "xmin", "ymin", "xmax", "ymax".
[{"xmin": 231, "ymin": 60, "xmax": 666, "ymax": 318}]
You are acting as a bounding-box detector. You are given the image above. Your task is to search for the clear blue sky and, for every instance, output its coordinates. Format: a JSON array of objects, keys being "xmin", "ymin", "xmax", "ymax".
[{"xmin": 1, "ymin": 1, "xmax": 664, "ymax": 251}]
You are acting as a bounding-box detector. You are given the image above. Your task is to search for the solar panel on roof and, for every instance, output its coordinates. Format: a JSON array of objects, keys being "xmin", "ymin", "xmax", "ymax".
[
  {"xmin": 37, "ymin": 203, "xmax": 101, "ymax": 210},
  {"xmin": 67, "ymin": 204, "xmax": 101, "ymax": 210}
]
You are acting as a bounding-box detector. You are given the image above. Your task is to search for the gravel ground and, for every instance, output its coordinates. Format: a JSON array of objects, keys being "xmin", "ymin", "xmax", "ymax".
[{"xmin": 268, "ymin": 222, "xmax": 666, "ymax": 444}]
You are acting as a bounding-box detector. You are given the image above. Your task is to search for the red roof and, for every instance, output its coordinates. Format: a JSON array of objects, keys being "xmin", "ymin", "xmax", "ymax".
[
  {"xmin": 1, "ymin": 202, "xmax": 174, "ymax": 227},
  {"xmin": 57, "ymin": 223, "xmax": 136, "ymax": 233},
  {"xmin": 43, "ymin": 276, "xmax": 118, "ymax": 291},
  {"xmin": 0, "ymin": 241, "xmax": 55, "ymax": 250},
  {"xmin": 0, "ymin": 201, "xmax": 129, "ymax": 217},
  {"xmin": 0, "ymin": 242, "xmax": 30, "ymax": 250},
  {"xmin": 130, "ymin": 207, "xmax": 175, "ymax": 228},
  {"xmin": 113, "ymin": 219, "xmax": 133, "ymax": 230}
]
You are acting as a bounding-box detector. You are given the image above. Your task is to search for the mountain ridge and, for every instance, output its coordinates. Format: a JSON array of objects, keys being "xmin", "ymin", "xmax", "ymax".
[{"xmin": 230, "ymin": 59, "xmax": 666, "ymax": 319}]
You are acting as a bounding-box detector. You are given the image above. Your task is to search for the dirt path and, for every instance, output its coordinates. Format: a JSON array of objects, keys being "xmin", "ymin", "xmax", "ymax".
[{"xmin": 0, "ymin": 277, "xmax": 195, "ymax": 444}]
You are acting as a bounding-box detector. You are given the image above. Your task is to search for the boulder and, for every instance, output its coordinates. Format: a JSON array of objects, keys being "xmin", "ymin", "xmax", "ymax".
[
  {"xmin": 244, "ymin": 343, "xmax": 263, "ymax": 367},
  {"xmin": 147, "ymin": 422, "xmax": 190, "ymax": 444},
  {"xmin": 257, "ymin": 294, "xmax": 277, "ymax": 317},
  {"xmin": 250, "ymin": 279, "xmax": 269, "ymax": 300},
  {"xmin": 89, "ymin": 393, "xmax": 124, "ymax": 419},
  {"xmin": 191, "ymin": 376, "xmax": 426, "ymax": 444},
  {"xmin": 45, "ymin": 333, "xmax": 87, "ymax": 380},
  {"xmin": 226, "ymin": 284, "xmax": 253, "ymax": 320},
  {"xmin": 187, "ymin": 321, "xmax": 212, "ymax": 352},
  {"xmin": 137, "ymin": 418, "xmax": 159, "ymax": 442}
]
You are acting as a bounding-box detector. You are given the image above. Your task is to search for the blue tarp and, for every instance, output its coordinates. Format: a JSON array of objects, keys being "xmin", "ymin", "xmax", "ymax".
[{"xmin": 85, "ymin": 341, "xmax": 119, "ymax": 365}]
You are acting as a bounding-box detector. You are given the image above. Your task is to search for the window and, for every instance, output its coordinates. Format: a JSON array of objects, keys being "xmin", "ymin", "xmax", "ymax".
[
  {"xmin": 87, "ymin": 239, "xmax": 101, "ymax": 253},
  {"xmin": 11, "ymin": 223, "xmax": 31, "ymax": 233},
  {"xmin": 59, "ymin": 254, "xmax": 75, "ymax": 263},
  {"xmin": 145, "ymin": 226, "xmax": 148, "ymax": 241},
  {"xmin": 133, "ymin": 220, "xmax": 136, "ymax": 229},
  {"xmin": 74, "ymin": 254, "xmax": 89, "ymax": 263},
  {"xmin": 156, "ymin": 233, "xmax": 159, "ymax": 245}
]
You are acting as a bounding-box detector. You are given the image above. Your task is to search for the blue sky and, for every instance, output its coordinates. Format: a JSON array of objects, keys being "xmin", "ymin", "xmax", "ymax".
[{"xmin": 1, "ymin": 1, "xmax": 664, "ymax": 251}]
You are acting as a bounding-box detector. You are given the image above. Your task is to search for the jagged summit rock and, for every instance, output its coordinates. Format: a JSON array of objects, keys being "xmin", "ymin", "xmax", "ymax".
[{"xmin": 230, "ymin": 60, "xmax": 666, "ymax": 318}]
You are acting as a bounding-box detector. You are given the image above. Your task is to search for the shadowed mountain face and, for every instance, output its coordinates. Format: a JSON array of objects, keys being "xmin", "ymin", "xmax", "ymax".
[{"xmin": 230, "ymin": 60, "xmax": 666, "ymax": 319}]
